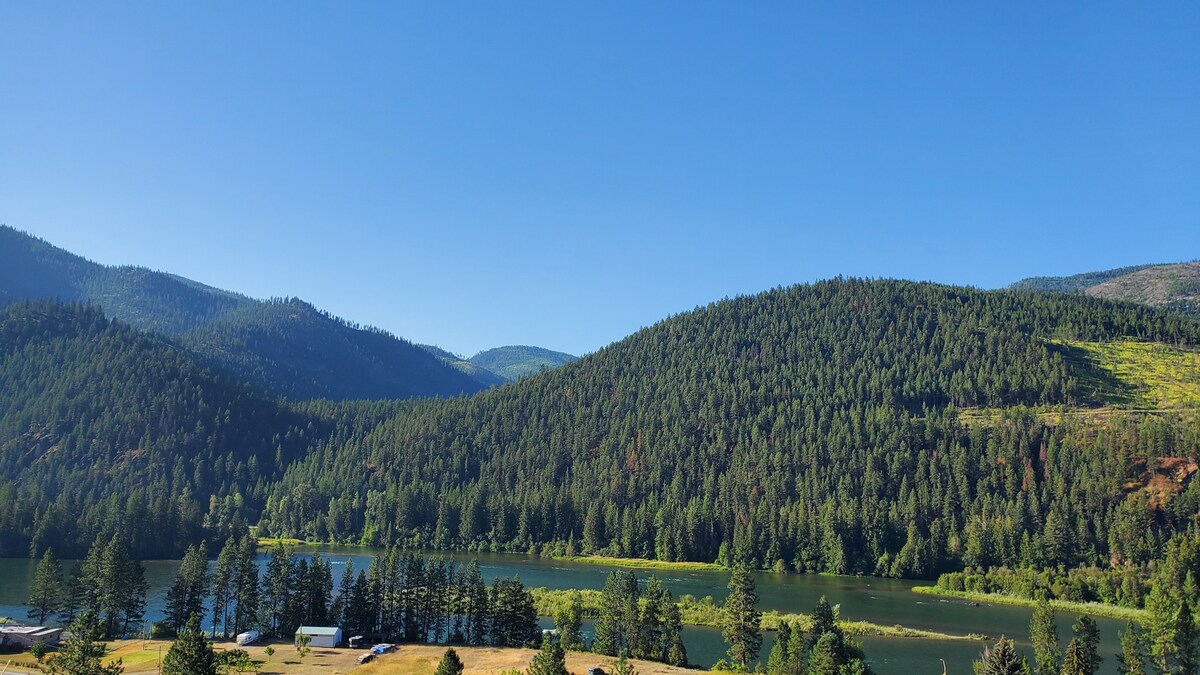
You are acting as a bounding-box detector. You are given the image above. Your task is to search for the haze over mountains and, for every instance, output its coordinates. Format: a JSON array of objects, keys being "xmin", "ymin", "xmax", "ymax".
[{"xmin": 0, "ymin": 226, "xmax": 574, "ymax": 400}]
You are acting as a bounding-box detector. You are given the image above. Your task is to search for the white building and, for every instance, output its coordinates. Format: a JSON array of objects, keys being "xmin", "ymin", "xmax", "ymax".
[
  {"xmin": 295, "ymin": 625, "xmax": 342, "ymax": 649},
  {"xmin": 0, "ymin": 626, "xmax": 63, "ymax": 648}
]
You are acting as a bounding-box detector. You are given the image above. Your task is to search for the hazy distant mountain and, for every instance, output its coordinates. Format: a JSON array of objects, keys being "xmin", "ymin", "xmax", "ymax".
[
  {"xmin": 1010, "ymin": 261, "xmax": 1199, "ymax": 313},
  {"xmin": 0, "ymin": 226, "xmax": 486, "ymax": 400},
  {"xmin": 419, "ymin": 344, "xmax": 507, "ymax": 387},
  {"xmin": 0, "ymin": 225, "xmax": 254, "ymax": 333},
  {"xmin": 469, "ymin": 345, "xmax": 577, "ymax": 380}
]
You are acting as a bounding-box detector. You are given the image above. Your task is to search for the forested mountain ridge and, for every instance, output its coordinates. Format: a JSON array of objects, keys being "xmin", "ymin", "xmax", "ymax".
[
  {"xmin": 0, "ymin": 226, "xmax": 487, "ymax": 400},
  {"xmin": 1010, "ymin": 260, "xmax": 1200, "ymax": 313},
  {"xmin": 469, "ymin": 345, "xmax": 578, "ymax": 380},
  {"xmin": 418, "ymin": 344, "xmax": 578, "ymax": 385},
  {"xmin": 178, "ymin": 298, "xmax": 486, "ymax": 400},
  {"xmin": 263, "ymin": 280, "xmax": 1200, "ymax": 584},
  {"xmin": 0, "ymin": 225, "xmax": 253, "ymax": 334},
  {"xmin": 0, "ymin": 300, "xmax": 323, "ymax": 558},
  {"xmin": 3, "ymin": 276, "xmax": 1199, "ymax": 599}
]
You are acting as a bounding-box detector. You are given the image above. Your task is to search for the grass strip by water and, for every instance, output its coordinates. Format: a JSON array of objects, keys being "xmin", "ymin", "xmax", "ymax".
[
  {"xmin": 532, "ymin": 588, "xmax": 985, "ymax": 642},
  {"xmin": 256, "ymin": 537, "xmax": 307, "ymax": 547},
  {"xmin": 911, "ymin": 586, "xmax": 1148, "ymax": 623},
  {"xmin": 553, "ymin": 555, "xmax": 727, "ymax": 571}
]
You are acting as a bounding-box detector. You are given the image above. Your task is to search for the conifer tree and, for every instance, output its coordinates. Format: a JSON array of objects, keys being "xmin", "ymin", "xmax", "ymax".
[
  {"xmin": 331, "ymin": 558, "xmax": 354, "ymax": 628},
  {"xmin": 260, "ymin": 542, "xmax": 294, "ymax": 637},
  {"xmin": 1174, "ymin": 599, "xmax": 1198, "ymax": 675},
  {"xmin": 231, "ymin": 535, "xmax": 259, "ymax": 636},
  {"xmin": 210, "ymin": 537, "xmax": 234, "ymax": 638},
  {"xmin": 1070, "ymin": 615, "xmax": 1101, "ymax": 675},
  {"xmin": 27, "ymin": 547, "xmax": 63, "ymax": 624},
  {"xmin": 1030, "ymin": 594, "xmax": 1060, "ymax": 675},
  {"xmin": 164, "ymin": 542, "xmax": 209, "ymax": 634},
  {"xmin": 766, "ymin": 622, "xmax": 791, "ymax": 675},
  {"xmin": 974, "ymin": 636, "xmax": 1029, "ymax": 675},
  {"xmin": 162, "ymin": 615, "xmax": 216, "ymax": 675},
  {"xmin": 721, "ymin": 565, "xmax": 762, "ymax": 668},
  {"xmin": 527, "ymin": 635, "xmax": 569, "ymax": 675},
  {"xmin": 663, "ymin": 598, "xmax": 687, "ymax": 667},
  {"xmin": 595, "ymin": 571, "xmax": 634, "ymax": 656},
  {"xmin": 1061, "ymin": 638, "xmax": 1087, "ymax": 675},
  {"xmin": 462, "ymin": 560, "xmax": 489, "ymax": 646},
  {"xmin": 1115, "ymin": 621, "xmax": 1145, "ymax": 675},
  {"xmin": 47, "ymin": 610, "xmax": 123, "ymax": 675},
  {"xmin": 434, "ymin": 647, "xmax": 464, "ymax": 675},
  {"xmin": 808, "ymin": 632, "xmax": 840, "ymax": 675}
]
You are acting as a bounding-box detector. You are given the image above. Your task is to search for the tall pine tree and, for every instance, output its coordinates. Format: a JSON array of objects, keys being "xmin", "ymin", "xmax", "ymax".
[{"xmin": 721, "ymin": 565, "xmax": 761, "ymax": 668}]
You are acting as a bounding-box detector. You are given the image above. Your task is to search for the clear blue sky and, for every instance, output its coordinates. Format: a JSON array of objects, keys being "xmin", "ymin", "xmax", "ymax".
[{"xmin": 2, "ymin": 3, "xmax": 1197, "ymax": 356}]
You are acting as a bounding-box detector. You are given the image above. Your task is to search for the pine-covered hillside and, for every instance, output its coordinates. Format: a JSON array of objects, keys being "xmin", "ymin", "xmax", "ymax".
[
  {"xmin": 178, "ymin": 299, "xmax": 486, "ymax": 401},
  {"xmin": 264, "ymin": 279, "xmax": 1200, "ymax": 582},
  {"xmin": 3, "ymin": 278, "xmax": 1199, "ymax": 595},
  {"xmin": 0, "ymin": 301, "xmax": 321, "ymax": 558},
  {"xmin": 0, "ymin": 225, "xmax": 252, "ymax": 334},
  {"xmin": 0, "ymin": 226, "xmax": 487, "ymax": 400}
]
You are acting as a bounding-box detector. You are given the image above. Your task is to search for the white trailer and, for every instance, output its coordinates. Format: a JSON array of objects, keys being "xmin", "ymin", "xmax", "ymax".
[{"xmin": 236, "ymin": 630, "xmax": 260, "ymax": 646}]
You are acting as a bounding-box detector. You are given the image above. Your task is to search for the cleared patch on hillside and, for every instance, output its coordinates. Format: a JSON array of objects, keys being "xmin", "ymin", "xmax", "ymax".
[
  {"xmin": 1084, "ymin": 261, "xmax": 1200, "ymax": 310},
  {"xmin": 1064, "ymin": 339, "xmax": 1200, "ymax": 408}
]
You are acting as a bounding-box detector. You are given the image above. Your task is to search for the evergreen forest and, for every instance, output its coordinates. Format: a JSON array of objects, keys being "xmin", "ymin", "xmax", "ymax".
[{"xmin": 2, "ymin": 273, "xmax": 1199, "ymax": 625}]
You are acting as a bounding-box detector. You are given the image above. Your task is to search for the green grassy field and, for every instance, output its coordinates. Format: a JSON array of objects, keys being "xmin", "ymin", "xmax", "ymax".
[{"xmin": 1063, "ymin": 339, "xmax": 1200, "ymax": 408}]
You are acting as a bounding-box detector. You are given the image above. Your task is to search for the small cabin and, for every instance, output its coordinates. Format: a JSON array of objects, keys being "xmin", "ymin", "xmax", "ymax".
[{"xmin": 295, "ymin": 625, "xmax": 342, "ymax": 649}]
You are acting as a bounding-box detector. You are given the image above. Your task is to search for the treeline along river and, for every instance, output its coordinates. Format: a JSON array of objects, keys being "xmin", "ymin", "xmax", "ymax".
[{"xmin": 0, "ymin": 548, "xmax": 1129, "ymax": 673}]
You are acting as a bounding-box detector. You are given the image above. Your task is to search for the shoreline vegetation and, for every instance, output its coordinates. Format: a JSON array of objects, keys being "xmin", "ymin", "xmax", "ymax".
[
  {"xmin": 531, "ymin": 588, "xmax": 986, "ymax": 643},
  {"xmin": 255, "ymin": 540, "xmax": 729, "ymax": 573},
  {"xmin": 911, "ymin": 586, "xmax": 1148, "ymax": 623},
  {"xmin": 248, "ymin": 542, "xmax": 1148, "ymax": 634},
  {"xmin": 551, "ymin": 555, "xmax": 727, "ymax": 571}
]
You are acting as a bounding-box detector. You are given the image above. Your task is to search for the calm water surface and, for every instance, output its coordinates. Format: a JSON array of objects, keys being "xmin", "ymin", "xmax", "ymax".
[{"xmin": 0, "ymin": 550, "xmax": 1129, "ymax": 674}]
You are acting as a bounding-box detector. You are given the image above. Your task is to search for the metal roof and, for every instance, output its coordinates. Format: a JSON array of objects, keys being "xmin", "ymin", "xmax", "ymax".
[{"xmin": 295, "ymin": 626, "xmax": 341, "ymax": 636}]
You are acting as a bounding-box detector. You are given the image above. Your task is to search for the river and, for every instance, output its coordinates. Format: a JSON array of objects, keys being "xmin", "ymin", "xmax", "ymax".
[{"xmin": 0, "ymin": 549, "xmax": 1130, "ymax": 673}]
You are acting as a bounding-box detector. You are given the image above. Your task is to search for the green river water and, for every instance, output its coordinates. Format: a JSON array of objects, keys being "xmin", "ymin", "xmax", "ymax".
[{"xmin": 0, "ymin": 549, "xmax": 1132, "ymax": 673}]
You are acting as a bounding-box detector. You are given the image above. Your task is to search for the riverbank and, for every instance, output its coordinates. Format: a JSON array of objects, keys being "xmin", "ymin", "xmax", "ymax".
[
  {"xmin": 532, "ymin": 588, "xmax": 986, "ymax": 642},
  {"xmin": 911, "ymin": 586, "xmax": 1148, "ymax": 623}
]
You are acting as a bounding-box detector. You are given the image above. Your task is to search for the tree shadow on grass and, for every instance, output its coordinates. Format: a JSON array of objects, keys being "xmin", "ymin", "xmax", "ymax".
[{"xmin": 1051, "ymin": 342, "xmax": 1136, "ymax": 407}]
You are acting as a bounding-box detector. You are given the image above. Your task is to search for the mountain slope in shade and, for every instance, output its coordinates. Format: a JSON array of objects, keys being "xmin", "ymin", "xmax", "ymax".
[
  {"xmin": 0, "ymin": 226, "xmax": 253, "ymax": 333},
  {"xmin": 469, "ymin": 345, "xmax": 577, "ymax": 380},
  {"xmin": 0, "ymin": 300, "xmax": 318, "ymax": 557},
  {"xmin": 0, "ymin": 226, "xmax": 487, "ymax": 400},
  {"xmin": 1010, "ymin": 261, "xmax": 1200, "ymax": 313}
]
